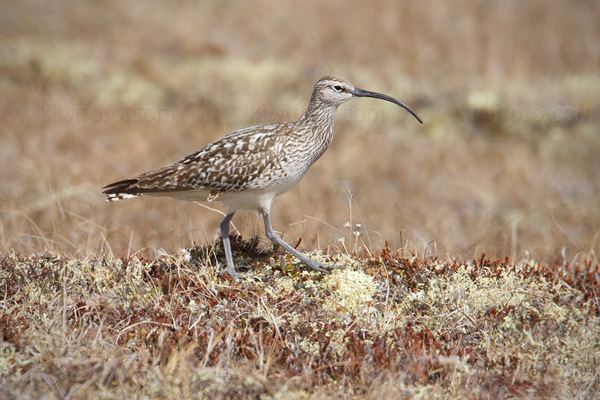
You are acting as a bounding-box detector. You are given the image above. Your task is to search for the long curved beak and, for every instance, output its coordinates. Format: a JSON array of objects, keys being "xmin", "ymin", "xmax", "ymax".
[{"xmin": 352, "ymin": 87, "xmax": 423, "ymax": 124}]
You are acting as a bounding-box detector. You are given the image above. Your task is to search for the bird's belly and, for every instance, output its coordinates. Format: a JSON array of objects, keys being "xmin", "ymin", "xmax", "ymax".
[
  {"xmin": 216, "ymin": 164, "xmax": 305, "ymax": 212},
  {"xmin": 216, "ymin": 186, "xmax": 291, "ymax": 213}
]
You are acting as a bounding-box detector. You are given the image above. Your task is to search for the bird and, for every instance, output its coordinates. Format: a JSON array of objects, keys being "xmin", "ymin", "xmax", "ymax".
[{"xmin": 103, "ymin": 76, "xmax": 422, "ymax": 280}]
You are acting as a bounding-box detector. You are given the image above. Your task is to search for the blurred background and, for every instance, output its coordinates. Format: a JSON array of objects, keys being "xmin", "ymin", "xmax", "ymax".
[{"xmin": 1, "ymin": 0, "xmax": 599, "ymax": 264}]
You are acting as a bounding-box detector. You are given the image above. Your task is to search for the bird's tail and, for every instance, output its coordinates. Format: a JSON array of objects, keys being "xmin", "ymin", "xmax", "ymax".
[{"xmin": 102, "ymin": 179, "xmax": 141, "ymax": 202}]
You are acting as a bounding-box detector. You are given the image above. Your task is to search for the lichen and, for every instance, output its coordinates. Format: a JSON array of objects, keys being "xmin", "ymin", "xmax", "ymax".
[{"xmin": 323, "ymin": 268, "xmax": 378, "ymax": 315}]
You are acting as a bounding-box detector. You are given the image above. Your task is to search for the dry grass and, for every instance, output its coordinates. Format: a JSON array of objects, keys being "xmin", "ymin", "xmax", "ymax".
[
  {"xmin": 1, "ymin": 0, "xmax": 599, "ymax": 397},
  {"xmin": 1, "ymin": 0, "xmax": 599, "ymax": 261}
]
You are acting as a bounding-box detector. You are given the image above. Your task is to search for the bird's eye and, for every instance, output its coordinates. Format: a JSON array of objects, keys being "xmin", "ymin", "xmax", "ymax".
[{"xmin": 332, "ymin": 85, "xmax": 343, "ymax": 92}]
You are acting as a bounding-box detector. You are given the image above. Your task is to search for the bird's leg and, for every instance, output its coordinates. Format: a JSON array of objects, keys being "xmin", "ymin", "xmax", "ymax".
[
  {"xmin": 220, "ymin": 211, "xmax": 241, "ymax": 281},
  {"xmin": 262, "ymin": 211, "xmax": 344, "ymax": 273}
]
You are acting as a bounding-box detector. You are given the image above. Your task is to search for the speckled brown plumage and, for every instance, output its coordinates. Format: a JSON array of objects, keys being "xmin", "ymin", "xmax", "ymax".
[{"xmin": 103, "ymin": 76, "xmax": 422, "ymax": 280}]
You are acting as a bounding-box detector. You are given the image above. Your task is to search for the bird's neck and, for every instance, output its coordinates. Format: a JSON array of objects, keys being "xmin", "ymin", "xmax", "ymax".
[
  {"xmin": 296, "ymin": 99, "xmax": 339, "ymax": 163},
  {"xmin": 301, "ymin": 92, "xmax": 338, "ymax": 120},
  {"xmin": 299, "ymin": 99, "xmax": 338, "ymax": 136}
]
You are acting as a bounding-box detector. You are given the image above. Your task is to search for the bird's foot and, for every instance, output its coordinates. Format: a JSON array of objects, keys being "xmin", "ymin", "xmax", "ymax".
[
  {"xmin": 219, "ymin": 266, "xmax": 242, "ymax": 282},
  {"xmin": 300, "ymin": 259, "xmax": 346, "ymax": 274}
]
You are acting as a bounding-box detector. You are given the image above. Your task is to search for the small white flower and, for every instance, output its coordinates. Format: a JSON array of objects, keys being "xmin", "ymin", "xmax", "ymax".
[{"xmin": 177, "ymin": 248, "xmax": 192, "ymax": 262}]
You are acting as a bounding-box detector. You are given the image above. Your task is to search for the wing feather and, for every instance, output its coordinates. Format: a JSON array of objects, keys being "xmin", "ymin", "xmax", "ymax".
[{"xmin": 102, "ymin": 123, "xmax": 291, "ymax": 200}]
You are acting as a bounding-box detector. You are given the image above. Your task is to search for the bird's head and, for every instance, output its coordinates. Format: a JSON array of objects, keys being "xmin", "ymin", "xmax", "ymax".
[{"xmin": 311, "ymin": 76, "xmax": 422, "ymax": 124}]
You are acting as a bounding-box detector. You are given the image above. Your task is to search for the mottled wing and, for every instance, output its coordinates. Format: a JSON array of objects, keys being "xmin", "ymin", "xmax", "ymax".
[{"xmin": 103, "ymin": 123, "xmax": 290, "ymax": 200}]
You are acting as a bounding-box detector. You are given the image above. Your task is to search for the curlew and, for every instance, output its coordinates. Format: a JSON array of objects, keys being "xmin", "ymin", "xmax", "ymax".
[{"xmin": 103, "ymin": 76, "xmax": 422, "ymax": 280}]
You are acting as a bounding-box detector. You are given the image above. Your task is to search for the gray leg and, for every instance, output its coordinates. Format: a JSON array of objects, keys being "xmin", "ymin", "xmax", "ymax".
[
  {"xmin": 220, "ymin": 211, "xmax": 241, "ymax": 281},
  {"xmin": 262, "ymin": 211, "xmax": 344, "ymax": 273}
]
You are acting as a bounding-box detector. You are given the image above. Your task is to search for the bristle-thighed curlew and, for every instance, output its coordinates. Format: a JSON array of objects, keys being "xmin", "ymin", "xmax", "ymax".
[{"xmin": 103, "ymin": 76, "xmax": 422, "ymax": 280}]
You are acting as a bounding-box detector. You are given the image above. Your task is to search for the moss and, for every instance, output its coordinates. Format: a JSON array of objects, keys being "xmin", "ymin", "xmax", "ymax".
[{"xmin": 1, "ymin": 244, "xmax": 598, "ymax": 398}]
